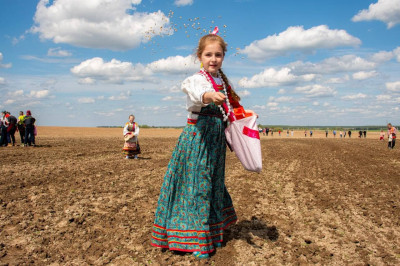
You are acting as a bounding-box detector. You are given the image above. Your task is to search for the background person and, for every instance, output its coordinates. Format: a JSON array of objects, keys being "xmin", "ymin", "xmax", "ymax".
[
  {"xmin": 1, "ymin": 111, "xmax": 9, "ymax": 146},
  {"xmin": 122, "ymin": 114, "xmax": 140, "ymax": 159},
  {"xmin": 23, "ymin": 110, "xmax": 36, "ymax": 147},
  {"xmin": 387, "ymin": 123, "xmax": 397, "ymax": 149},
  {"xmin": 380, "ymin": 130, "xmax": 385, "ymax": 141},
  {"xmin": 6, "ymin": 112, "xmax": 17, "ymax": 146},
  {"xmin": 0, "ymin": 115, "xmax": 3, "ymax": 146},
  {"xmin": 17, "ymin": 111, "xmax": 25, "ymax": 145}
]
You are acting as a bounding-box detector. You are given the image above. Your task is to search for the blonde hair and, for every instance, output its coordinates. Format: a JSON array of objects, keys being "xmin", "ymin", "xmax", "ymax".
[
  {"xmin": 196, "ymin": 34, "xmax": 240, "ymax": 102},
  {"xmin": 196, "ymin": 34, "xmax": 227, "ymax": 58}
]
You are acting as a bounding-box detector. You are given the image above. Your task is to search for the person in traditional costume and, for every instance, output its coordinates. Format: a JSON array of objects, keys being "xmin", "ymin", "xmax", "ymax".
[
  {"xmin": 122, "ymin": 115, "xmax": 140, "ymax": 159},
  {"xmin": 151, "ymin": 27, "xmax": 254, "ymax": 259},
  {"xmin": 387, "ymin": 123, "xmax": 397, "ymax": 149}
]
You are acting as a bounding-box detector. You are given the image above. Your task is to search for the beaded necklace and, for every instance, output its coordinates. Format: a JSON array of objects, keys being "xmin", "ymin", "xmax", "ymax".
[{"xmin": 199, "ymin": 68, "xmax": 234, "ymax": 122}]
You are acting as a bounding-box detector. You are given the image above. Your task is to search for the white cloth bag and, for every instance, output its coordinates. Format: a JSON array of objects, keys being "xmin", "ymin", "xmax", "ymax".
[{"xmin": 225, "ymin": 115, "xmax": 262, "ymax": 173}]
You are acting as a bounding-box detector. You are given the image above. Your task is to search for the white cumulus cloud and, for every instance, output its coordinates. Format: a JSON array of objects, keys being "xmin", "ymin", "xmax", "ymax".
[
  {"xmin": 238, "ymin": 67, "xmax": 315, "ymax": 88},
  {"xmin": 352, "ymin": 71, "xmax": 378, "ymax": 80},
  {"xmin": 386, "ymin": 81, "xmax": 400, "ymax": 92},
  {"xmin": 147, "ymin": 55, "xmax": 198, "ymax": 74},
  {"xmin": 174, "ymin": 0, "xmax": 194, "ymax": 6},
  {"xmin": 31, "ymin": 0, "xmax": 171, "ymax": 50},
  {"xmin": 71, "ymin": 57, "xmax": 151, "ymax": 84},
  {"xmin": 352, "ymin": 0, "xmax": 400, "ymax": 29},
  {"xmin": 294, "ymin": 85, "xmax": 337, "ymax": 98},
  {"xmin": 29, "ymin": 90, "xmax": 50, "ymax": 98},
  {"xmin": 341, "ymin": 93, "xmax": 368, "ymax": 100},
  {"xmin": 394, "ymin": 47, "xmax": 400, "ymax": 62},
  {"xmin": 241, "ymin": 25, "xmax": 361, "ymax": 61},
  {"xmin": 78, "ymin": 77, "xmax": 96, "ymax": 85},
  {"xmin": 0, "ymin": 77, "xmax": 5, "ymax": 85},
  {"xmin": 289, "ymin": 55, "xmax": 376, "ymax": 75},
  {"xmin": 370, "ymin": 50, "xmax": 394, "ymax": 62},
  {"xmin": 72, "ymin": 54, "xmax": 203, "ymax": 84}
]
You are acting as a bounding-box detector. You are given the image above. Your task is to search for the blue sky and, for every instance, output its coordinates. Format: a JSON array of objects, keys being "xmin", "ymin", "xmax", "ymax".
[{"xmin": 0, "ymin": 0, "xmax": 400, "ymax": 127}]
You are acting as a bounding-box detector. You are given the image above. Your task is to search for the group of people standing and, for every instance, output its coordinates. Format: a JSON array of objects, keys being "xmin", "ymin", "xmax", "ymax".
[
  {"xmin": 0, "ymin": 110, "xmax": 36, "ymax": 147},
  {"xmin": 328, "ymin": 130, "xmax": 352, "ymax": 138}
]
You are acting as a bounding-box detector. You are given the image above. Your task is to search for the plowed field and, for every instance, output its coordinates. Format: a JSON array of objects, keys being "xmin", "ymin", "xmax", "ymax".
[{"xmin": 1, "ymin": 127, "xmax": 399, "ymax": 265}]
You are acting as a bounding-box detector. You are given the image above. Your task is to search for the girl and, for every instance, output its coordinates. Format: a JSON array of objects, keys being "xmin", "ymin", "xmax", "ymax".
[
  {"xmin": 123, "ymin": 114, "xmax": 140, "ymax": 159},
  {"xmin": 151, "ymin": 28, "xmax": 252, "ymax": 259}
]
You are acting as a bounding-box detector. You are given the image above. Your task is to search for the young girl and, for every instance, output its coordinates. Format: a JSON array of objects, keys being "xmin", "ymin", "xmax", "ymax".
[
  {"xmin": 123, "ymin": 114, "xmax": 140, "ymax": 159},
  {"xmin": 151, "ymin": 29, "xmax": 252, "ymax": 259}
]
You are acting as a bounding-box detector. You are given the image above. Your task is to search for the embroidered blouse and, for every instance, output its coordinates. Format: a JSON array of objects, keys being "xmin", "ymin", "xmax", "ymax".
[
  {"xmin": 123, "ymin": 122, "xmax": 139, "ymax": 137},
  {"xmin": 181, "ymin": 73, "xmax": 229, "ymax": 120}
]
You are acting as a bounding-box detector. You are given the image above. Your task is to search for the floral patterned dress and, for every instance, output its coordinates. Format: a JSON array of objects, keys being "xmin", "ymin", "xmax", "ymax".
[{"xmin": 151, "ymin": 75, "xmax": 237, "ymax": 255}]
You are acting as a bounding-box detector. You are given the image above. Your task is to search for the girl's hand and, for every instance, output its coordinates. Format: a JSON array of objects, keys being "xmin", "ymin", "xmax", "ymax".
[
  {"xmin": 211, "ymin": 92, "xmax": 226, "ymax": 105},
  {"xmin": 203, "ymin": 91, "xmax": 226, "ymax": 105}
]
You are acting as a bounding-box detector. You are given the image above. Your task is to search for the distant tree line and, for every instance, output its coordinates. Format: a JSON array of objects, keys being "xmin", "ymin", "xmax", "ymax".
[{"xmin": 258, "ymin": 125, "xmax": 390, "ymax": 131}]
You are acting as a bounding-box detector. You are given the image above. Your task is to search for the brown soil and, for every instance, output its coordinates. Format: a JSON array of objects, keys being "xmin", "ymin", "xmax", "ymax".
[{"xmin": 1, "ymin": 127, "xmax": 399, "ymax": 265}]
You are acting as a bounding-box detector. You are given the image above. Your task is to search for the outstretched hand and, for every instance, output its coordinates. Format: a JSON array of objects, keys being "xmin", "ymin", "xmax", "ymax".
[
  {"xmin": 211, "ymin": 92, "xmax": 226, "ymax": 105},
  {"xmin": 203, "ymin": 91, "xmax": 226, "ymax": 105}
]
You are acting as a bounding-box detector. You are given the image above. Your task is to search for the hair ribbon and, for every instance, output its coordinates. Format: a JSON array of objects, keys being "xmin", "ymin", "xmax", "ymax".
[{"xmin": 211, "ymin": 26, "xmax": 219, "ymax": 35}]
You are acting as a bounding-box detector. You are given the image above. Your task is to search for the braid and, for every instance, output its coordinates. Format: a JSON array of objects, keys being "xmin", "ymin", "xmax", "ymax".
[{"xmin": 219, "ymin": 69, "xmax": 241, "ymax": 102}]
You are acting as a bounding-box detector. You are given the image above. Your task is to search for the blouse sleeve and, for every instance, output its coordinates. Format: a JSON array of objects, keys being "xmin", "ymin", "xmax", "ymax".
[
  {"xmin": 133, "ymin": 123, "xmax": 139, "ymax": 137},
  {"xmin": 182, "ymin": 74, "xmax": 215, "ymax": 107},
  {"xmin": 123, "ymin": 123, "xmax": 129, "ymax": 136}
]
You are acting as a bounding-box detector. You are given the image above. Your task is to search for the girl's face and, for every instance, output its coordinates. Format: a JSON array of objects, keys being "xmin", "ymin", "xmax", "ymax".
[
  {"xmin": 129, "ymin": 116, "xmax": 134, "ymax": 123},
  {"xmin": 199, "ymin": 41, "xmax": 224, "ymax": 77}
]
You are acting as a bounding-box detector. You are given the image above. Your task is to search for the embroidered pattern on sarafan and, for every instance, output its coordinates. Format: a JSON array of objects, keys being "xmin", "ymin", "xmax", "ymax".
[{"xmin": 151, "ymin": 104, "xmax": 237, "ymax": 254}]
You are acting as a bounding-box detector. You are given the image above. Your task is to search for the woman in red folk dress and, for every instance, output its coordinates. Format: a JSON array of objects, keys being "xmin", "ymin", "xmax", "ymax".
[{"xmin": 123, "ymin": 114, "xmax": 140, "ymax": 159}]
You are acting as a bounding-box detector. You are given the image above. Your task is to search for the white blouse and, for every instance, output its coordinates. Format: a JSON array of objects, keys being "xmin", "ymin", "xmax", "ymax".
[
  {"xmin": 123, "ymin": 122, "xmax": 139, "ymax": 137},
  {"xmin": 181, "ymin": 73, "xmax": 225, "ymax": 120}
]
